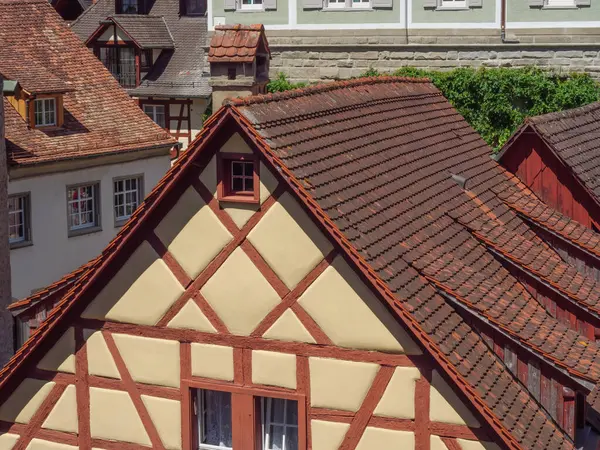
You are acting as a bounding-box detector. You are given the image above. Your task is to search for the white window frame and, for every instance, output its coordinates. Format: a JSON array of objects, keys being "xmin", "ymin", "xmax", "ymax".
[
  {"xmin": 197, "ymin": 389, "xmax": 233, "ymax": 450},
  {"xmin": 261, "ymin": 397, "xmax": 299, "ymax": 450},
  {"xmin": 66, "ymin": 183, "xmax": 100, "ymax": 235},
  {"xmin": 545, "ymin": 0, "xmax": 576, "ymax": 7},
  {"xmin": 240, "ymin": 0, "xmax": 263, "ymax": 10},
  {"xmin": 8, "ymin": 193, "xmax": 31, "ymax": 247},
  {"xmin": 34, "ymin": 98, "xmax": 56, "ymax": 127},
  {"xmin": 327, "ymin": 0, "xmax": 371, "ymax": 7},
  {"xmin": 142, "ymin": 104, "xmax": 166, "ymax": 129},
  {"xmin": 113, "ymin": 175, "xmax": 143, "ymax": 226}
]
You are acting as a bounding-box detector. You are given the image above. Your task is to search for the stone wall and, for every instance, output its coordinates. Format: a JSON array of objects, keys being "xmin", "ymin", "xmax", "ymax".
[{"xmin": 269, "ymin": 46, "xmax": 600, "ymax": 82}]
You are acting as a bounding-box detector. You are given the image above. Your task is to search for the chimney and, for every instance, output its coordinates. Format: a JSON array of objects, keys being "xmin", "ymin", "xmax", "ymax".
[{"xmin": 208, "ymin": 24, "xmax": 271, "ymax": 110}]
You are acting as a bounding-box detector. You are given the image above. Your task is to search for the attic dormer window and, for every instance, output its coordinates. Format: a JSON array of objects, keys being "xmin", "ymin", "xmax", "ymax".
[
  {"xmin": 217, "ymin": 153, "xmax": 259, "ymax": 203},
  {"xmin": 34, "ymin": 98, "xmax": 56, "ymax": 127}
]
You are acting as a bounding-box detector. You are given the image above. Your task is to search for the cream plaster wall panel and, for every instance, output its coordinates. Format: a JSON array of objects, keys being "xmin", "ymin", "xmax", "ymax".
[
  {"xmin": 0, "ymin": 434, "xmax": 19, "ymax": 450},
  {"xmin": 374, "ymin": 366, "xmax": 421, "ymax": 419},
  {"xmin": 155, "ymin": 186, "xmax": 233, "ymax": 279},
  {"xmin": 251, "ymin": 351, "xmax": 296, "ymax": 389},
  {"xmin": 167, "ymin": 300, "xmax": 217, "ymax": 333},
  {"xmin": 309, "ymin": 358, "xmax": 379, "ymax": 412},
  {"xmin": 199, "ymin": 155, "xmax": 217, "ymax": 197},
  {"xmin": 112, "ymin": 334, "xmax": 180, "ymax": 388},
  {"xmin": 311, "ymin": 420, "xmax": 350, "ymax": 450},
  {"xmin": 141, "ymin": 396, "xmax": 182, "ymax": 450},
  {"xmin": 356, "ymin": 427, "xmax": 414, "ymax": 450},
  {"xmin": 457, "ymin": 439, "xmax": 501, "ymax": 450},
  {"xmin": 191, "ymin": 343, "xmax": 234, "ymax": 381},
  {"xmin": 224, "ymin": 203, "xmax": 258, "ymax": 229},
  {"xmin": 431, "ymin": 436, "xmax": 450, "ymax": 450},
  {"xmin": 90, "ymin": 387, "xmax": 151, "ymax": 446},
  {"xmin": 263, "ymin": 309, "xmax": 316, "ymax": 344},
  {"xmin": 299, "ymin": 256, "xmax": 421, "ymax": 354},
  {"xmin": 220, "ymin": 132, "xmax": 253, "ymax": 154},
  {"xmin": 430, "ymin": 371, "xmax": 480, "ymax": 428},
  {"xmin": 83, "ymin": 329, "xmax": 121, "ymax": 380},
  {"xmin": 248, "ymin": 191, "xmax": 333, "ymax": 290},
  {"xmin": 36, "ymin": 328, "xmax": 75, "ymax": 373},
  {"xmin": 200, "ymin": 247, "xmax": 281, "ymax": 336},
  {"xmin": 81, "ymin": 241, "xmax": 184, "ymax": 326},
  {"xmin": 42, "ymin": 385, "xmax": 78, "ymax": 433},
  {"xmin": 26, "ymin": 440, "xmax": 77, "ymax": 450},
  {"xmin": 259, "ymin": 162, "xmax": 279, "ymax": 204},
  {"xmin": 0, "ymin": 379, "xmax": 55, "ymax": 424}
]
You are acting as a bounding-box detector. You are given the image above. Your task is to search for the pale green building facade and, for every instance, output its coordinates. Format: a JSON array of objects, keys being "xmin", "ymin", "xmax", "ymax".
[{"xmin": 208, "ymin": 0, "xmax": 600, "ymax": 80}]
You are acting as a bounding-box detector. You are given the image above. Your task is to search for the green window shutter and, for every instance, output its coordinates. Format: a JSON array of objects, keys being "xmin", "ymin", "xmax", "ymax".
[
  {"xmin": 264, "ymin": 0, "xmax": 277, "ymax": 9},
  {"xmin": 224, "ymin": 0, "xmax": 237, "ymax": 10},
  {"xmin": 575, "ymin": 0, "xmax": 591, "ymax": 6},
  {"xmin": 303, "ymin": 0, "xmax": 322, "ymax": 7},
  {"xmin": 372, "ymin": 0, "xmax": 393, "ymax": 7},
  {"xmin": 528, "ymin": 0, "xmax": 544, "ymax": 6},
  {"xmin": 423, "ymin": 0, "xmax": 437, "ymax": 8}
]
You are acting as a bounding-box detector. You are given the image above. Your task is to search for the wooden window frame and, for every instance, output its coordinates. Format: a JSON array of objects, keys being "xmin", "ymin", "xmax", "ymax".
[
  {"xmin": 186, "ymin": 379, "xmax": 307, "ymax": 450},
  {"xmin": 217, "ymin": 152, "xmax": 260, "ymax": 204},
  {"xmin": 8, "ymin": 192, "xmax": 32, "ymax": 249},
  {"xmin": 29, "ymin": 95, "xmax": 63, "ymax": 129}
]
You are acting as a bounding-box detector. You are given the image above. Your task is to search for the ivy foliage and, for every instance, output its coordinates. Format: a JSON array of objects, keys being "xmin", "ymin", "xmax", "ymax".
[
  {"xmin": 267, "ymin": 68, "xmax": 600, "ymax": 151},
  {"xmin": 267, "ymin": 72, "xmax": 307, "ymax": 93}
]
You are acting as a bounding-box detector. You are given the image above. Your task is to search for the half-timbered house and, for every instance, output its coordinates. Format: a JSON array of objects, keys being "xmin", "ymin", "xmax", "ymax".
[
  {"xmin": 71, "ymin": 0, "xmax": 211, "ymax": 151},
  {"xmin": 8, "ymin": 77, "xmax": 600, "ymax": 449}
]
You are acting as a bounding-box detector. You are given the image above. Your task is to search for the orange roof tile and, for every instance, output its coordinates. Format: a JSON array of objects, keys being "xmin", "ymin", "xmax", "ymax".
[{"xmin": 208, "ymin": 24, "xmax": 270, "ymax": 63}]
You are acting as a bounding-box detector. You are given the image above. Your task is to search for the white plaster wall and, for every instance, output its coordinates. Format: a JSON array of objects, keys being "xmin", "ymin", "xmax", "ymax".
[
  {"xmin": 189, "ymin": 98, "xmax": 206, "ymax": 145},
  {"xmin": 8, "ymin": 155, "xmax": 170, "ymax": 299}
]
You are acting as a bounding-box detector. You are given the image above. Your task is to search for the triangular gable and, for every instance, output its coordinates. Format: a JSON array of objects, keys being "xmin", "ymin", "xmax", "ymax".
[
  {"xmin": 85, "ymin": 17, "xmax": 142, "ymax": 48},
  {"xmin": 0, "ymin": 106, "xmax": 563, "ymax": 449}
]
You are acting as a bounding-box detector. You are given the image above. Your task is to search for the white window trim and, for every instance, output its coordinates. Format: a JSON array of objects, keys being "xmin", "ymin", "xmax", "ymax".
[
  {"xmin": 142, "ymin": 104, "xmax": 166, "ymax": 129},
  {"xmin": 239, "ymin": 0, "xmax": 263, "ymax": 10},
  {"xmin": 325, "ymin": 0, "xmax": 372, "ymax": 8},
  {"xmin": 113, "ymin": 175, "xmax": 143, "ymax": 226},
  {"xmin": 544, "ymin": 0, "xmax": 577, "ymax": 7},
  {"xmin": 8, "ymin": 193, "xmax": 31, "ymax": 248},
  {"xmin": 34, "ymin": 98, "xmax": 56, "ymax": 127},
  {"xmin": 66, "ymin": 183, "xmax": 101, "ymax": 236},
  {"xmin": 261, "ymin": 397, "xmax": 299, "ymax": 450}
]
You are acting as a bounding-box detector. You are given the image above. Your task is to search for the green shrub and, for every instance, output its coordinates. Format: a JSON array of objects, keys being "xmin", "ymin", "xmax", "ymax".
[{"xmin": 267, "ymin": 68, "xmax": 600, "ymax": 151}]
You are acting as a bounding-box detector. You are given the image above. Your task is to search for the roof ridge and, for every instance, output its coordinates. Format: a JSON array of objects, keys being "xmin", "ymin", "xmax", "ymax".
[{"xmin": 228, "ymin": 76, "xmax": 432, "ymax": 107}]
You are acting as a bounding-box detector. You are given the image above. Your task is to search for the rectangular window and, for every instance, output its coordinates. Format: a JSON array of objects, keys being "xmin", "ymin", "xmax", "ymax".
[
  {"xmin": 241, "ymin": 0, "xmax": 263, "ymax": 9},
  {"xmin": 8, "ymin": 193, "xmax": 31, "ymax": 246},
  {"xmin": 119, "ymin": 0, "xmax": 141, "ymax": 13},
  {"xmin": 327, "ymin": 0, "xmax": 345, "ymax": 7},
  {"xmin": 217, "ymin": 153, "xmax": 259, "ymax": 203},
  {"xmin": 504, "ymin": 346, "xmax": 517, "ymax": 376},
  {"xmin": 140, "ymin": 49, "xmax": 153, "ymax": 72},
  {"xmin": 193, "ymin": 389, "xmax": 301, "ymax": 450},
  {"xmin": 184, "ymin": 0, "xmax": 207, "ymax": 14},
  {"xmin": 114, "ymin": 176, "xmax": 143, "ymax": 225},
  {"xmin": 67, "ymin": 183, "xmax": 100, "ymax": 233},
  {"xmin": 34, "ymin": 98, "xmax": 56, "ymax": 127},
  {"xmin": 197, "ymin": 389, "xmax": 233, "ymax": 450},
  {"xmin": 143, "ymin": 104, "xmax": 166, "ymax": 128},
  {"xmin": 527, "ymin": 361, "xmax": 541, "ymax": 401},
  {"xmin": 261, "ymin": 397, "xmax": 299, "ymax": 450},
  {"xmin": 350, "ymin": 0, "xmax": 370, "ymax": 7},
  {"xmin": 546, "ymin": 0, "xmax": 575, "ymax": 6},
  {"xmin": 99, "ymin": 47, "xmax": 137, "ymax": 88}
]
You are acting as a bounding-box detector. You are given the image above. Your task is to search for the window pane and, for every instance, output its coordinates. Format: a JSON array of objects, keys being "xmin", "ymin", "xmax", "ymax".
[
  {"xmin": 232, "ymin": 162, "xmax": 243, "ymax": 176},
  {"xmin": 243, "ymin": 162, "xmax": 253, "ymax": 176},
  {"xmin": 262, "ymin": 398, "xmax": 298, "ymax": 450},
  {"xmin": 232, "ymin": 177, "xmax": 244, "ymax": 192},
  {"xmin": 198, "ymin": 390, "xmax": 232, "ymax": 449},
  {"xmin": 245, "ymin": 177, "xmax": 254, "ymax": 191}
]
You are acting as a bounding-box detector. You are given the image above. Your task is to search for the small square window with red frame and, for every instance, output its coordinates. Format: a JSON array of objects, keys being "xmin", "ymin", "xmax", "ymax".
[{"xmin": 218, "ymin": 153, "xmax": 260, "ymax": 203}]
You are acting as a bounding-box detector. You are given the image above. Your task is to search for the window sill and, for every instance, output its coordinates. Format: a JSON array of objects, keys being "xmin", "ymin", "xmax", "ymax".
[
  {"xmin": 10, "ymin": 240, "xmax": 33, "ymax": 250},
  {"xmin": 234, "ymin": 7, "xmax": 267, "ymax": 12},
  {"xmin": 114, "ymin": 218, "xmax": 131, "ymax": 228},
  {"xmin": 322, "ymin": 6, "xmax": 374, "ymax": 10},
  {"xmin": 541, "ymin": 4, "xmax": 578, "ymax": 8},
  {"xmin": 68, "ymin": 225, "xmax": 102, "ymax": 238},
  {"xmin": 435, "ymin": 5, "xmax": 469, "ymax": 9},
  {"xmin": 219, "ymin": 194, "xmax": 259, "ymax": 204},
  {"xmin": 32, "ymin": 125, "xmax": 62, "ymax": 131}
]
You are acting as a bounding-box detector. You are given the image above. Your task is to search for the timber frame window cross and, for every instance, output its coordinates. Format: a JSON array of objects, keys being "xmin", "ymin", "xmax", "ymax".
[{"xmin": 217, "ymin": 152, "xmax": 260, "ymax": 204}]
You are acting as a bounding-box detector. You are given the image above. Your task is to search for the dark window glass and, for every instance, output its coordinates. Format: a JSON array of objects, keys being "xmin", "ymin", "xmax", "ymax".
[{"xmin": 184, "ymin": 0, "xmax": 206, "ymax": 14}]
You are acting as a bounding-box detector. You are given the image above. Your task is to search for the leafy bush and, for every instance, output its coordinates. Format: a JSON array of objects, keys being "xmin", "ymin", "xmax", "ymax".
[
  {"xmin": 267, "ymin": 68, "xmax": 600, "ymax": 151},
  {"xmin": 267, "ymin": 73, "xmax": 307, "ymax": 93}
]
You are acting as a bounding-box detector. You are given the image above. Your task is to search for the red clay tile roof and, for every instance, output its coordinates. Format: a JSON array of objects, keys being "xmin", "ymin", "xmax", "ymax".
[
  {"xmin": 208, "ymin": 24, "xmax": 269, "ymax": 63},
  {"xmin": 0, "ymin": 79, "xmax": 574, "ymax": 450},
  {"xmin": 499, "ymin": 102, "xmax": 600, "ymax": 207},
  {"xmin": 0, "ymin": 0, "xmax": 175, "ymax": 166}
]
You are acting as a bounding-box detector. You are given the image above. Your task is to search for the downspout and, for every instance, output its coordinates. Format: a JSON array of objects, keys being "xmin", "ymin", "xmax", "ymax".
[
  {"xmin": 404, "ymin": 0, "xmax": 409, "ymax": 44},
  {"xmin": 500, "ymin": 0, "xmax": 519, "ymax": 43}
]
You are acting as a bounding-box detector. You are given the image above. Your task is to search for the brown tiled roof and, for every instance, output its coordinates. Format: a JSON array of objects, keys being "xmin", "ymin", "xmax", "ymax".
[
  {"xmin": 72, "ymin": 0, "xmax": 211, "ymax": 99},
  {"xmin": 108, "ymin": 15, "xmax": 175, "ymax": 49},
  {"xmin": 500, "ymin": 102, "xmax": 600, "ymax": 206},
  {"xmin": 208, "ymin": 24, "xmax": 269, "ymax": 63},
  {"xmin": 0, "ymin": 0, "xmax": 175, "ymax": 166},
  {"xmin": 0, "ymin": 79, "xmax": 574, "ymax": 450}
]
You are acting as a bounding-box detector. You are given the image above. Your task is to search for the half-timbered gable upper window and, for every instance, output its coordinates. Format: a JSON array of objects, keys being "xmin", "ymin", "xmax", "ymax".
[
  {"xmin": 217, "ymin": 152, "xmax": 260, "ymax": 203},
  {"xmin": 99, "ymin": 47, "xmax": 137, "ymax": 88},
  {"xmin": 143, "ymin": 104, "xmax": 166, "ymax": 128},
  {"xmin": 194, "ymin": 388, "xmax": 301, "ymax": 450}
]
